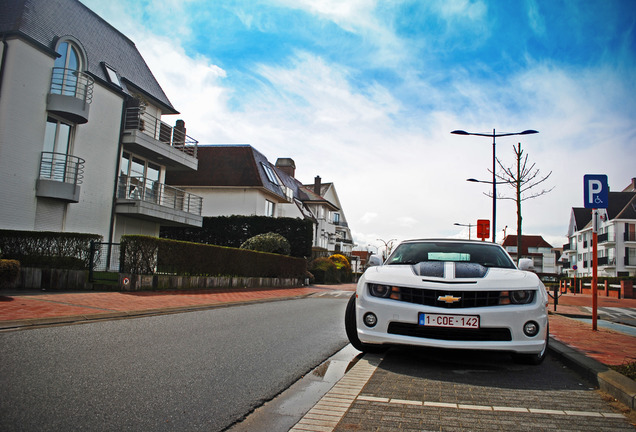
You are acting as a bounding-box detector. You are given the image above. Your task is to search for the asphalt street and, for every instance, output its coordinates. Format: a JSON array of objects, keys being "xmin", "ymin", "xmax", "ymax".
[{"xmin": 0, "ymin": 297, "xmax": 349, "ymax": 432}]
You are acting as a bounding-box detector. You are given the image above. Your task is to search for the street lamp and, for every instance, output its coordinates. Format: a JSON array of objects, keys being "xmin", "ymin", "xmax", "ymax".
[
  {"xmin": 451, "ymin": 129, "xmax": 538, "ymax": 243},
  {"xmin": 454, "ymin": 223, "xmax": 473, "ymax": 240}
]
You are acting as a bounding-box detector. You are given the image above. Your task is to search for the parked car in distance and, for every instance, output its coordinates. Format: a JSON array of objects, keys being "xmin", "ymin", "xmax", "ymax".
[{"xmin": 345, "ymin": 239, "xmax": 549, "ymax": 364}]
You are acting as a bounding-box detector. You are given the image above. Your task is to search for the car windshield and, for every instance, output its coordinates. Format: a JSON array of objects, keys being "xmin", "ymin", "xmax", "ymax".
[{"xmin": 386, "ymin": 241, "xmax": 516, "ymax": 269}]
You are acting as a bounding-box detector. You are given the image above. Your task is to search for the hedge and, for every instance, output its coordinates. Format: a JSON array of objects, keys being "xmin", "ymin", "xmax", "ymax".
[
  {"xmin": 0, "ymin": 229, "xmax": 101, "ymax": 269},
  {"xmin": 160, "ymin": 215, "xmax": 313, "ymax": 258},
  {"xmin": 121, "ymin": 235, "xmax": 306, "ymax": 277}
]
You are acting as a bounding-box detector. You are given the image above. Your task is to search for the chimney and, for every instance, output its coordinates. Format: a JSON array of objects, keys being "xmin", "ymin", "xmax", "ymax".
[
  {"xmin": 174, "ymin": 119, "xmax": 186, "ymax": 145},
  {"xmin": 314, "ymin": 175, "xmax": 322, "ymax": 195},
  {"xmin": 275, "ymin": 158, "xmax": 296, "ymax": 177}
]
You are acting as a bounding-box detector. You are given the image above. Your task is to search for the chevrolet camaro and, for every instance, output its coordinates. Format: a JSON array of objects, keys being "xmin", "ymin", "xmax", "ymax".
[{"xmin": 345, "ymin": 239, "xmax": 549, "ymax": 364}]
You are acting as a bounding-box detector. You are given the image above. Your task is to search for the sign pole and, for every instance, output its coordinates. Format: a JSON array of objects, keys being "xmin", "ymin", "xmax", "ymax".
[
  {"xmin": 583, "ymin": 174, "xmax": 608, "ymax": 332},
  {"xmin": 592, "ymin": 208, "xmax": 598, "ymax": 331}
]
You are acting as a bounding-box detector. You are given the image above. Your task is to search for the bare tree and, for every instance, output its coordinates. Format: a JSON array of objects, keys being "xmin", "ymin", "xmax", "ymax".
[{"xmin": 489, "ymin": 142, "xmax": 553, "ymax": 263}]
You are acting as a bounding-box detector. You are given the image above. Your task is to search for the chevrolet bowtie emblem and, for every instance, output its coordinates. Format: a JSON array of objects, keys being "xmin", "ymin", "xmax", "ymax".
[{"xmin": 438, "ymin": 295, "xmax": 461, "ymax": 304}]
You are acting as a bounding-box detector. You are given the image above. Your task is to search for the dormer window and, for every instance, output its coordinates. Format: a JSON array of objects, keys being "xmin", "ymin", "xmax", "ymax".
[
  {"xmin": 262, "ymin": 163, "xmax": 281, "ymax": 185},
  {"xmin": 103, "ymin": 63, "xmax": 122, "ymax": 87}
]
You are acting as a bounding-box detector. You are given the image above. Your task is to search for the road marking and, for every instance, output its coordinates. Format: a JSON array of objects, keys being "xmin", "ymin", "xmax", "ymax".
[{"xmin": 355, "ymin": 394, "xmax": 625, "ymax": 419}]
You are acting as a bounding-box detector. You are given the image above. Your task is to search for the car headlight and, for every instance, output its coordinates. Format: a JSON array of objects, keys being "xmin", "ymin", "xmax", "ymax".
[
  {"xmin": 499, "ymin": 290, "xmax": 535, "ymax": 305},
  {"xmin": 368, "ymin": 284, "xmax": 400, "ymax": 300}
]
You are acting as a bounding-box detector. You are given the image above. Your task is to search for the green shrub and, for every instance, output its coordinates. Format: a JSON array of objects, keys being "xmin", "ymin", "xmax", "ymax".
[
  {"xmin": 0, "ymin": 259, "xmax": 20, "ymax": 286},
  {"xmin": 240, "ymin": 232, "xmax": 291, "ymax": 255},
  {"xmin": 310, "ymin": 257, "xmax": 339, "ymax": 284}
]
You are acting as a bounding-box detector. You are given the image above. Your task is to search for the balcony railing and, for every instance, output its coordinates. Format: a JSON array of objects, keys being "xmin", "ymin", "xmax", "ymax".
[
  {"xmin": 39, "ymin": 152, "xmax": 84, "ymax": 185},
  {"xmin": 50, "ymin": 67, "xmax": 94, "ymax": 104},
  {"xmin": 124, "ymin": 108, "xmax": 198, "ymax": 158},
  {"xmin": 625, "ymin": 232, "xmax": 636, "ymax": 242},
  {"xmin": 598, "ymin": 232, "xmax": 616, "ymax": 243},
  {"xmin": 117, "ymin": 176, "xmax": 202, "ymax": 215},
  {"xmin": 597, "ymin": 256, "xmax": 616, "ymax": 266}
]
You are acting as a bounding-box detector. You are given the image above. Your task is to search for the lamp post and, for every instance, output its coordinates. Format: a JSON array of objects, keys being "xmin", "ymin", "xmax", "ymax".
[
  {"xmin": 451, "ymin": 129, "xmax": 538, "ymax": 243},
  {"xmin": 454, "ymin": 223, "xmax": 473, "ymax": 240}
]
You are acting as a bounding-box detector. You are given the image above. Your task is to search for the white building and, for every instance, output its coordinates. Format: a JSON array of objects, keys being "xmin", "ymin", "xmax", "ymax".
[
  {"xmin": 166, "ymin": 145, "xmax": 354, "ymax": 255},
  {"xmin": 0, "ymin": 0, "xmax": 202, "ymax": 249},
  {"xmin": 562, "ymin": 178, "xmax": 636, "ymax": 277}
]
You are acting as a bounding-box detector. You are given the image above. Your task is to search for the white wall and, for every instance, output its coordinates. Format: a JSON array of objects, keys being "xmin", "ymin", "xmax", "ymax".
[
  {"xmin": 0, "ymin": 39, "xmax": 52, "ymax": 230},
  {"xmin": 64, "ymin": 83, "xmax": 123, "ymax": 238}
]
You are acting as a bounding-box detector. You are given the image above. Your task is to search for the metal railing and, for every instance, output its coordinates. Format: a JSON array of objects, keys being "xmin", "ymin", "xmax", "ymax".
[
  {"xmin": 625, "ymin": 232, "xmax": 636, "ymax": 242},
  {"xmin": 117, "ymin": 175, "xmax": 202, "ymax": 215},
  {"xmin": 50, "ymin": 67, "xmax": 94, "ymax": 104},
  {"xmin": 598, "ymin": 232, "xmax": 615, "ymax": 243},
  {"xmin": 597, "ymin": 256, "xmax": 616, "ymax": 266},
  {"xmin": 39, "ymin": 151, "xmax": 85, "ymax": 185},
  {"xmin": 124, "ymin": 107, "xmax": 198, "ymax": 158}
]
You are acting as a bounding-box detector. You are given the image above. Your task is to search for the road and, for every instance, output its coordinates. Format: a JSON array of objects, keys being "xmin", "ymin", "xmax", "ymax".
[{"xmin": 0, "ymin": 296, "xmax": 349, "ymax": 432}]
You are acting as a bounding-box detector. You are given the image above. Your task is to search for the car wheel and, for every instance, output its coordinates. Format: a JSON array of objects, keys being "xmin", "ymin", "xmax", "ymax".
[
  {"xmin": 345, "ymin": 294, "xmax": 386, "ymax": 353},
  {"xmin": 512, "ymin": 324, "xmax": 549, "ymax": 365}
]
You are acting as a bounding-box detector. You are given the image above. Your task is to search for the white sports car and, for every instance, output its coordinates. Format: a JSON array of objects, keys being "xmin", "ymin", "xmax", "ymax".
[{"xmin": 345, "ymin": 239, "xmax": 549, "ymax": 364}]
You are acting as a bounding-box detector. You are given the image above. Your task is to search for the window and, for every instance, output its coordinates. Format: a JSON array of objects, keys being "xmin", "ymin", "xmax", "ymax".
[
  {"xmin": 42, "ymin": 116, "xmax": 73, "ymax": 181},
  {"xmin": 333, "ymin": 213, "xmax": 340, "ymax": 224},
  {"xmin": 265, "ymin": 200, "xmax": 275, "ymax": 217},
  {"xmin": 261, "ymin": 163, "xmax": 280, "ymax": 185},
  {"xmin": 120, "ymin": 152, "xmax": 162, "ymax": 201},
  {"xmin": 53, "ymin": 40, "xmax": 82, "ymax": 96},
  {"xmin": 103, "ymin": 63, "xmax": 122, "ymax": 87},
  {"xmin": 506, "ymin": 246, "xmax": 517, "ymax": 253}
]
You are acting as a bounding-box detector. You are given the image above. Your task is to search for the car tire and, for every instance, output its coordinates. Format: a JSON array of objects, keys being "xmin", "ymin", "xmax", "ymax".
[
  {"xmin": 345, "ymin": 294, "xmax": 386, "ymax": 353},
  {"xmin": 512, "ymin": 324, "xmax": 549, "ymax": 365}
]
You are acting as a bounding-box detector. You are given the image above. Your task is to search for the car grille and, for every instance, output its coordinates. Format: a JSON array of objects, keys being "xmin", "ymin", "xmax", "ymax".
[
  {"xmin": 398, "ymin": 287, "xmax": 501, "ymax": 309},
  {"xmin": 388, "ymin": 322, "xmax": 512, "ymax": 341}
]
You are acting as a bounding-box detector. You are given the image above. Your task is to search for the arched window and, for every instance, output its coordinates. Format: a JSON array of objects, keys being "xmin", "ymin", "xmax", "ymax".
[{"xmin": 52, "ymin": 40, "xmax": 83, "ymax": 97}]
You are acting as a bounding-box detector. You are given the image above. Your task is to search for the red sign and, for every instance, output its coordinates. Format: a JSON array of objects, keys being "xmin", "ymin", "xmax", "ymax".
[{"xmin": 477, "ymin": 219, "xmax": 490, "ymax": 240}]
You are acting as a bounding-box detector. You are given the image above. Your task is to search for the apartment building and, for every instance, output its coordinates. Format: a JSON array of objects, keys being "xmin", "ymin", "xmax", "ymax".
[
  {"xmin": 562, "ymin": 178, "xmax": 636, "ymax": 277},
  {"xmin": 501, "ymin": 235, "xmax": 559, "ymax": 280},
  {"xmin": 0, "ymin": 0, "xmax": 202, "ymax": 249}
]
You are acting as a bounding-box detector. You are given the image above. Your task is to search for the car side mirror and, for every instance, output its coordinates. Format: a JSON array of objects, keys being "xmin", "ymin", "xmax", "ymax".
[
  {"xmin": 367, "ymin": 255, "xmax": 382, "ymax": 267},
  {"xmin": 518, "ymin": 258, "xmax": 535, "ymax": 272}
]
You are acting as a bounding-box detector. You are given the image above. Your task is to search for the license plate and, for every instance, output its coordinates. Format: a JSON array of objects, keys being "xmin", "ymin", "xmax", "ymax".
[{"xmin": 419, "ymin": 313, "xmax": 479, "ymax": 329}]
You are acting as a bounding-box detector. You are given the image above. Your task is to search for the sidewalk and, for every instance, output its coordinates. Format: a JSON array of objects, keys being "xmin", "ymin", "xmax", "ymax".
[
  {"xmin": 1, "ymin": 285, "xmax": 635, "ymax": 427},
  {"xmin": 0, "ymin": 284, "xmax": 355, "ymax": 329}
]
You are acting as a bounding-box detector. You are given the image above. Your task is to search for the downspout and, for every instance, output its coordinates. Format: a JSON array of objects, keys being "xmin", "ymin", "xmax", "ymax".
[{"xmin": 0, "ymin": 35, "xmax": 8, "ymax": 99}]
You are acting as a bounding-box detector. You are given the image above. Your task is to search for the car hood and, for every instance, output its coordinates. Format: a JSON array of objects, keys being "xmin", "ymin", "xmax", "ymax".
[{"xmin": 362, "ymin": 263, "xmax": 541, "ymax": 290}]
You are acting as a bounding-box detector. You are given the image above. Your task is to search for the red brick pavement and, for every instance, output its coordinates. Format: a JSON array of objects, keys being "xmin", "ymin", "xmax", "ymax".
[
  {"xmin": 548, "ymin": 293, "xmax": 636, "ymax": 366},
  {"xmin": 0, "ymin": 285, "xmax": 355, "ymax": 323}
]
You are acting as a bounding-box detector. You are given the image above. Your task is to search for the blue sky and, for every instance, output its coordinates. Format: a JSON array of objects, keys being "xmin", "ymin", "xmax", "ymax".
[{"xmin": 83, "ymin": 0, "xmax": 635, "ymax": 253}]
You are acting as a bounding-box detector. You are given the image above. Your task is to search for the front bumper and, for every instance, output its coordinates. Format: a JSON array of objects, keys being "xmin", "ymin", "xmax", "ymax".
[{"xmin": 355, "ymin": 291, "xmax": 548, "ymax": 354}]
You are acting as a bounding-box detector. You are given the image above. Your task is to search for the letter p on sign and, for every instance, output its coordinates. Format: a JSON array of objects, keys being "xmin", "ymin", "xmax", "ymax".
[{"xmin": 583, "ymin": 174, "xmax": 608, "ymax": 209}]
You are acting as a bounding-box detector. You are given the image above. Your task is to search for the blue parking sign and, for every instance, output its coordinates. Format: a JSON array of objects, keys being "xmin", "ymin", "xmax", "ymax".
[{"xmin": 583, "ymin": 174, "xmax": 608, "ymax": 209}]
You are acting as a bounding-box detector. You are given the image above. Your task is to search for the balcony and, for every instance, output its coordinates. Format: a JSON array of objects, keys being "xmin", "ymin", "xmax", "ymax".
[
  {"xmin": 116, "ymin": 176, "xmax": 202, "ymax": 227},
  {"xmin": 36, "ymin": 152, "xmax": 84, "ymax": 202},
  {"xmin": 625, "ymin": 232, "xmax": 636, "ymax": 242},
  {"xmin": 597, "ymin": 256, "xmax": 616, "ymax": 267},
  {"xmin": 598, "ymin": 232, "xmax": 615, "ymax": 244},
  {"xmin": 47, "ymin": 68, "xmax": 93, "ymax": 124},
  {"xmin": 123, "ymin": 108, "xmax": 198, "ymax": 171},
  {"xmin": 561, "ymin": 261, "xmax": 570, "ymax": 269}
]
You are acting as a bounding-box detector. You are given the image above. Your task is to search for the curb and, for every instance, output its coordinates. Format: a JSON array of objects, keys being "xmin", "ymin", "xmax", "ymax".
[{"xmin": 548, "ymin": 337, "xmax": 636, "ymax": 410}]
